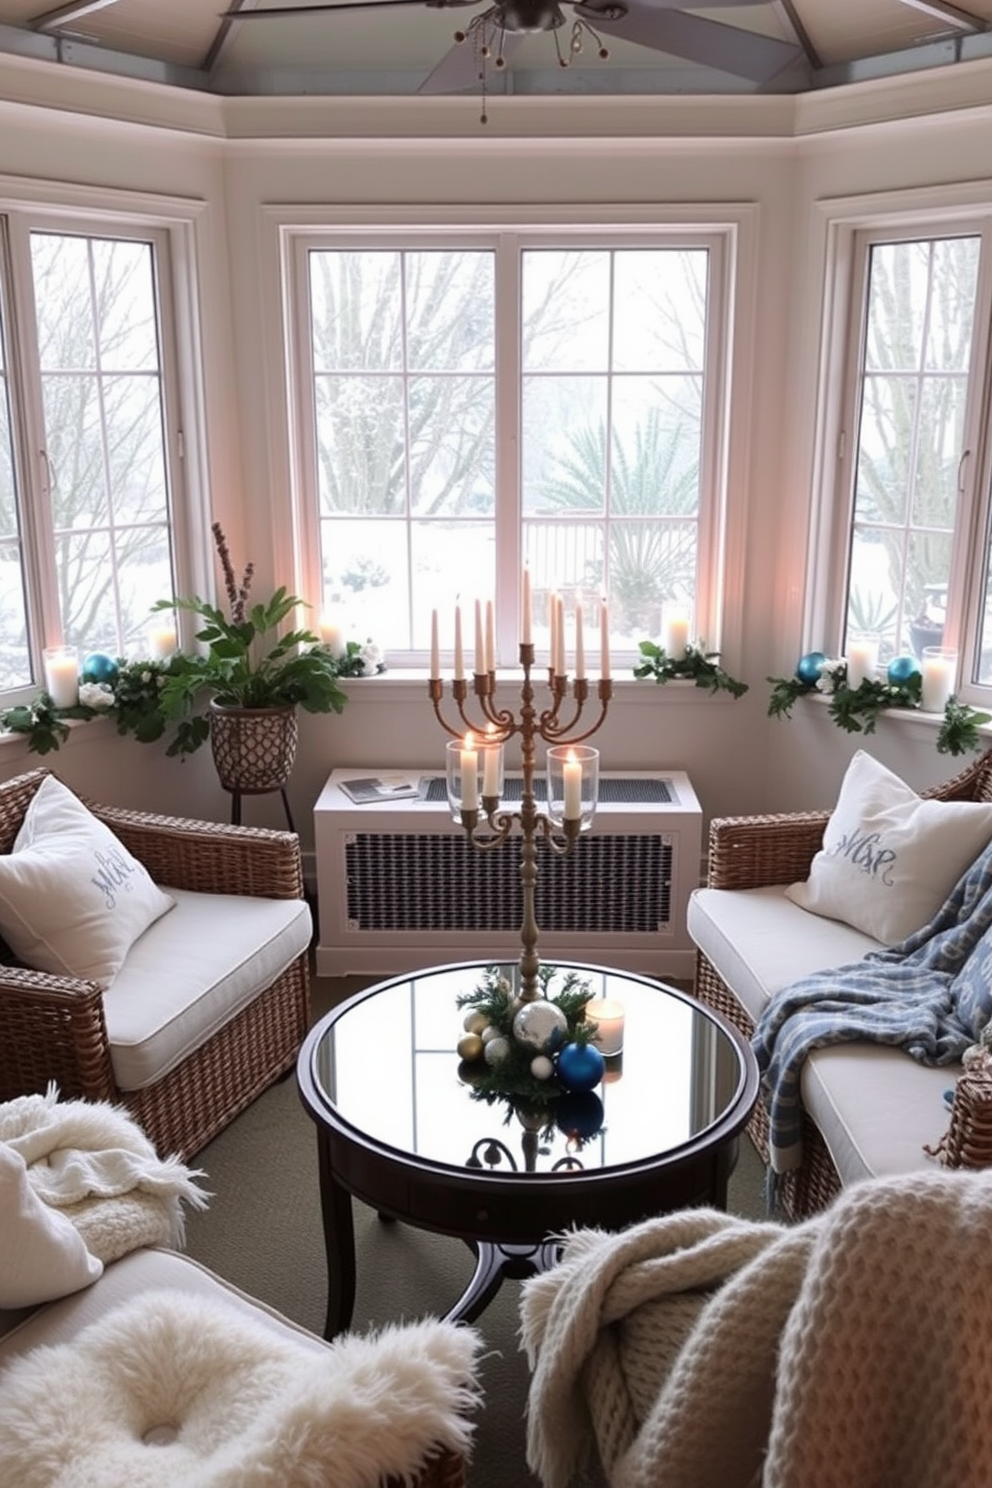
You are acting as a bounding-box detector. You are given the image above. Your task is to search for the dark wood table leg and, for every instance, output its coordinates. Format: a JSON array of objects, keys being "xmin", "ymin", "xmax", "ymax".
[
  {"xmin": 230, "ymin": 789, "xmax": 242, "ymax": 826},
  {"xmin": 443, "ymin": 1240, "xmax": 561, "ymax": 1325},
  {"xmin": 315, "ymin": 1131, "xmax": 357, "ymax": 1339}
]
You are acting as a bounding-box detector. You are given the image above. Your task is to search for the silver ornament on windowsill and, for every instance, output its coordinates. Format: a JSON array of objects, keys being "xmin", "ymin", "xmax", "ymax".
[{"xmin": 512, "ymin": 1000, "xmax": 568, "ymax": 1055}]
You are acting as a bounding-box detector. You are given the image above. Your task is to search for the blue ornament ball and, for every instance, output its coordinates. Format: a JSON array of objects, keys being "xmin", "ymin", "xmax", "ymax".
[
  {"xmin": 795, "ymin": 651, "xmax": 827, "ymax": 686},
  {"xmin": 555, "ymin": 1091, "xmax": 605, "ymax": 1141},
  {"xmin": 555, "ymin": 1041, "xmax": 605, "ymax": 1094},
  {"xmin": 887, "ymin": 654, "xmax": 921, "ymax": 685},
  {"xmin": 81, "ymin": 652, "xmax": 119, "ymax": 685}
]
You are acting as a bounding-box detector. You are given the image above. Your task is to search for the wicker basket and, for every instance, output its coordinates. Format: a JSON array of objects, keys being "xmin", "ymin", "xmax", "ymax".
[
  {"xmin": 929, "ymin": 1071, "xmax": 992, "ymax": 1170},
  {"xmin": 209, "ymin": 702, "xmax": 299, "ymax": 793}
]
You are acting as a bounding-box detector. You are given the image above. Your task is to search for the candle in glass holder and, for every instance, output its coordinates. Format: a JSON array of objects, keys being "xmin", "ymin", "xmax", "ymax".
[
  {"xmin": 148, "ymin": 620, "xmax": 178, "ymax": 661},
  {"xmin": 921, "ymin": 646, "xmax": 957, "ymax": 713},
  {"xmin": 319, "ymin": 618, "xmax": 346, "ymax": 660},
  {"xmin": 661, "ymin": 608, "xmax": 690, "ymax": 658},
  {"xmin": 845, "ymin": 636, "xmax": 879, "ymax": 690},
  {"xmin": 43, "ymin": 646, "xmax": 79, "ymax": 709},
  {"xmin": 585, "ymin": 998, "xmax": 625, "ymax": 1056},
  {"xmin": 563, "ymin": 750, "xmax": 582, "ymax": 819}
]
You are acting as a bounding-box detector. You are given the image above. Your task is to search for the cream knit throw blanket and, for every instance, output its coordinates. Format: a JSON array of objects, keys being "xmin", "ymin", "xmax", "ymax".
[
  {"xmin": 521, "ymin": 1170, "xmax": 992, "ymax": 1488},
  {"xmin": 0, "ymin": 1086, "xmax": 208, "ymax": 1262}
]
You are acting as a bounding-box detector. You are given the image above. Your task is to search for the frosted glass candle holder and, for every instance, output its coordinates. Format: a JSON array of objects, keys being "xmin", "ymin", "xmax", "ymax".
[
  {"xmin": 660, "ymin": 605, "xmax": 691, "ymax": 658},
  {"xmin": 585, "ymin": 997, "xmax": 625, "ymax": 1055},
  {"xmin": 546, "ymin": 745, "xmax": 599, "ymax": 831},
  {"xmin": 42, "ymin": 646, "xmax": 79, "ymax": 709},
  {"xmin": 921, "ymin": 646, "xmax": 958, "ymax": 713}
]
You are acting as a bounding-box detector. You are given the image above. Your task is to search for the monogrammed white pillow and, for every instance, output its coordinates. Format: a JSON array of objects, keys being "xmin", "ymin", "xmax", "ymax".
[
  {"xmin": 785, "ymin": 750, "xmax": 992, "ymax": 946},
  {"xmin": 0, "ymin": 775, "xmax": 175, "ymax": 988}
]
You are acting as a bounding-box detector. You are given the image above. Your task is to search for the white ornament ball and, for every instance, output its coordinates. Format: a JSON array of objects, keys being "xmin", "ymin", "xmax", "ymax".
[
  {"xmin": 512, "ymin": 1000, "xmax": 569, "ymax": 1054},
  {"xmin": 483, "ymin": 1036, "xmax": 512, "ymax": 1066},
  {"xmin": 481, "ymin": 1025, "xmax": 502, "ymax": 1044},
  {"xmin": 530, "ymin": 1055, "xmax": 554, "ymax": 1081},
  {"xmin": 463, "ymin": 1010, "xmax": 488, "ymax": 1035}
]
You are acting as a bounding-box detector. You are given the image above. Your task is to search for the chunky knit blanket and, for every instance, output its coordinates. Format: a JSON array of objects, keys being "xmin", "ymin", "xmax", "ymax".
[
  {"xmin": 520, "ymin": 1169, "xmax": 992, "ymax": 1488},
  {"xmin": 0, "ymin": 1086, "xmax": 208, "ymax": 1262},
  {"xmin": 752, "ymin": 838, "xmax": 992, "ymax": 1174}
]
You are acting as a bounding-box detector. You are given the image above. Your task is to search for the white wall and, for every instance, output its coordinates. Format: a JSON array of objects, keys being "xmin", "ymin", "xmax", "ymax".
[{"xmin": 2, "ymin": 59, "xmax": 991, "ymax": 864}]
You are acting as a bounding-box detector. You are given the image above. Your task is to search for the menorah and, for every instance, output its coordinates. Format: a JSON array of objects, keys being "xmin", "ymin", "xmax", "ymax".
[{"xmin": 429, "ymin": 582, "xmax": 612, "ymax": 1003}]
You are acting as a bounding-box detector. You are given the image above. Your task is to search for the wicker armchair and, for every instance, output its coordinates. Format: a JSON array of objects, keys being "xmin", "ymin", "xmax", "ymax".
[
  {"xmin": 694, "ymin": 748, "xmax": 992, "ymax": 1218},
  {"xmin": 0, "ymin": 767, "xmax": 310, "ymax": 1160}
]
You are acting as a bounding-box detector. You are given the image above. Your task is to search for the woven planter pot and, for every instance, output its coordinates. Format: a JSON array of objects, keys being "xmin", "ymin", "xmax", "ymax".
[{"xmin": 208, "ymin": 702, "xmax": 299, "ymax": 794}]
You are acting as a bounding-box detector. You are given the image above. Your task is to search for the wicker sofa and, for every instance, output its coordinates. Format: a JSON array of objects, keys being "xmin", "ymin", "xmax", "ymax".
[
  {"xmin": 0, "ymin": 766, "xmax": 311, "ymax": 1160},
  {"xmin": 688, "ymin": 748, "xmax": 992, "ymax": 1220}
]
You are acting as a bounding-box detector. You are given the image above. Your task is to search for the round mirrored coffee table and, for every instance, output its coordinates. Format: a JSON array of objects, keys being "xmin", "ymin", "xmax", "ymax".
[{"xmin": 297, "ymin": 959, "xmax": 759, "ymax": 1338}]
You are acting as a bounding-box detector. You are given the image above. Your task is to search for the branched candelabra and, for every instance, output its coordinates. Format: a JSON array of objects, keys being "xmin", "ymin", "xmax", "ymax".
[{"xmin": 429, "ymin": 635, "xmax": 611, "ymax": 1003}]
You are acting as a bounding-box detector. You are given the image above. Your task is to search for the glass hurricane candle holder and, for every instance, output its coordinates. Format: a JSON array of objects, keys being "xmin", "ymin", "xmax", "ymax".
[
  {"xmin": 42, "ymin": 645, "xmax": 79, "ymax": 709},
  {"xmin": 546, "ymin": 745, "xmax": 599, "ymax": 831},
  {"xmin": 446, "ymin": 736, "xmax": 485, "ymax": 819}
]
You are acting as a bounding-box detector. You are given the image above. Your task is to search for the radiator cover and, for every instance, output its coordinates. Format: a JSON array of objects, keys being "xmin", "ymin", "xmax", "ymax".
[{"xmin": 314, "ymin": 769, "xmax": 702, "ymax": 978}]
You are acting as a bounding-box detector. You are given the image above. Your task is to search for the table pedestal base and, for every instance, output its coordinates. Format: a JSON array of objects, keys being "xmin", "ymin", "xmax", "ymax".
[{"xmin": 445, "ymin": 1240, "xmax": 562, "ymax": 1325}]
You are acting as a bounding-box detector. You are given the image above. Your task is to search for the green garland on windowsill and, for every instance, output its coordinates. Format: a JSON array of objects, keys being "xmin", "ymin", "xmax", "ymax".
[
  {"xmin": 633, "ymin": 640, "xmax": 749, "ymax": 698},
  {"xmin": 767, "ymin": 660, "xmax": 991, "ymax": 757}
]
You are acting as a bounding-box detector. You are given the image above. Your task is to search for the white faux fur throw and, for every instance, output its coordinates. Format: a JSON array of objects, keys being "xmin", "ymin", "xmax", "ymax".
[
  {"xmin": 0, "ymin": 1086, "xmax": 208, "ymax": 1262},
  {"xmin": 520, "ymin": 1170, "xmax": 992, "ymax": 1488},
  {"xmin": 0, "ymin": 1290, "xmax": 483, "ymax": 1488}
]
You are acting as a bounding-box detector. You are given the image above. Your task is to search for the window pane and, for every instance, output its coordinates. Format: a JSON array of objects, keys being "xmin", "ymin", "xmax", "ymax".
[
  {"xmin": 30, "ymin": 231, "xmax": 175, "ymax": 657},
  {"xmin": 0, "ymin": 290, "xmax": 32, "ymax": 688},
  {"xmin": 613, "ymin": 249, "xmax": 707, "ymax": 373},
  {"xmin": 522, "ymin": 251, "xmax": 610, "ymax": 373},
  {"xmin": 845, "ymin": 235, "xmax": 979, "ymax": 662},
  {"xmin": 406, "ymin": 252, "xmax": 494, "ymax": 372}
]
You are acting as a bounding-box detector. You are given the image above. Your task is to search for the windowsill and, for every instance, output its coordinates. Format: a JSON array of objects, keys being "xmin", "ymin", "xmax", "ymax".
[{"xmin": 802, "ymin": 688, "xmax": 992, "ymax": 741}]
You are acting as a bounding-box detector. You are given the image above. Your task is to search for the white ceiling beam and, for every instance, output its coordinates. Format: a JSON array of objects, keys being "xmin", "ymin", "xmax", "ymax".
[
  {"xmin": 31, "ymin": 0, "xmax": 120, "ymax": 33},
  {"xmin": 894, "ymin": 0, "xmax": 985, "ymax": 32}
]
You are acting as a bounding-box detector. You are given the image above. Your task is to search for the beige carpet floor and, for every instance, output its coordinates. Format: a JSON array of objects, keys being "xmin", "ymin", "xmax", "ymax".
[{"xmin": 183, "ymin": 971, "xmax": 770, "ymax": 1488}]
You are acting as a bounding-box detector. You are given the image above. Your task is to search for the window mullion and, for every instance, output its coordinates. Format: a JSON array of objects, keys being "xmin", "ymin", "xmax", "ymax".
[
  {"xmin": 494, "ymin": 233, "xmax": 521, "ymax": 667},
  {"xmin": 952, "ymin": 221, "xmax": 992, "ymax": 699}
]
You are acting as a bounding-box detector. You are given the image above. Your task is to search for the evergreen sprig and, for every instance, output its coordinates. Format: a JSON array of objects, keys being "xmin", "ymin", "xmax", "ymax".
[
  {"xmin": 767, "ymin": 663, "xmax": 991, "ymax": 757},
  {"xmin": 633, "ymin": 640, "xmax": 749, "ymax": 698}
]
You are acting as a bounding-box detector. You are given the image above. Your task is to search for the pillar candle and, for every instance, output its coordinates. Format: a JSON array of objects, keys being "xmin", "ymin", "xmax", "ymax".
[
  {"xmin": 460, "ymin": 732, "xmax": 478, "ymax": 811},
  {"xmin": 574, "ymin": 602, "xmax": 585, "ymax": 680},
  {"xmin": 147, "ymin": 622, "xmax": 178, "ymax": 661},
  {"xmin": 661, "ymin": 610, "xmax": 690, "ymax": 658},
  {"xmin": 521, "ymin": 564, "xmax": 532, "ymax": 645},
  {"xmin": 921, "ymin": 648, "xmax": 957, "ymax": 713},
  {"xmin": 42, "ymin": 646, "xmax": 79, "ymax": 709},
  {"xmin": 600, "ymin": 600, "xmax": 610, "ymax": 680},
  {"xmin": 485, "ymin": 600, "xmax": 495, "ymax": 673},
  {"xmin": 845, "ymin": 637, "xmax": 878, "ymax": 690},
  {"xmin": 319, "ymin": 618, "xmax": 346, "ymax": 661},
  {"xmin": 453, "ymin": 606, "xmax": 464, "ymax": 681},
  {"xmin": 430, "ymin": 609, "xmax": 440, "ymax": 680},
  {"xmin": 474, "ymin": 598, "xmax": 485, "ymax": 675},
  {"xmin": 563, "ymin": 750, "xmax": 582, "ymax": 820}
]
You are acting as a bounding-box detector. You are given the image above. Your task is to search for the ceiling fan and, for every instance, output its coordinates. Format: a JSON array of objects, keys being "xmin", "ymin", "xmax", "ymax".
[{"xmin": 222, "ymin": 0, "xmax": 806, "ymax": 102}]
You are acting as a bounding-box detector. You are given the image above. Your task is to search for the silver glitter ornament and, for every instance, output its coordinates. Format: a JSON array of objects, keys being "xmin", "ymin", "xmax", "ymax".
[{"xmin": 512, "ymin": 1000, "xmax": 568, "ymax": 1054}]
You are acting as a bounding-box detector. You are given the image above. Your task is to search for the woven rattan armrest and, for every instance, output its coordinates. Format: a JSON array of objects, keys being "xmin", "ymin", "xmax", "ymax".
[
  {"xmin": 705, "ymin": 811, "xmax": 831, "ymax": 890},
  {"xmin": 86, "ymin": 805, "xmax": 304, "ymax": 900},
  {"xmin": 0, "ymin": 967, "xmax": 117, "ymax": 1104}
]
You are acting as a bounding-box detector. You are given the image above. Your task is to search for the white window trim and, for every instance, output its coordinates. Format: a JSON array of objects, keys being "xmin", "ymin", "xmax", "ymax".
[{"xmin": 262, "ymin": 199, "xmax": 759, "ymax": 672}]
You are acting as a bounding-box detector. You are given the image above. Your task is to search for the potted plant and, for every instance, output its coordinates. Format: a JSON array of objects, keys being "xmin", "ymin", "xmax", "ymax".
[{"xmin": 150, "ymin": 523, "xmax": 357, "ymax": 791}]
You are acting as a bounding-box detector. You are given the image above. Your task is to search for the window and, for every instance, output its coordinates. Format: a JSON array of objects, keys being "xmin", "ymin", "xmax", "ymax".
[
  {"xmin": 813, "ymin": 205, "xmax": 992, "ymax": 700},
  {"xmin": 288, "ymin": 229, "xmax": 731, "ymax": 667},
  {"xmin": 0, "ymin": 208, "xmax": 190, "ymax": 698}
]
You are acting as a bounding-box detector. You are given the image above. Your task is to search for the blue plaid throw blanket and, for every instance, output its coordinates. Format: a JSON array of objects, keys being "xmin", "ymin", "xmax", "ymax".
[{"xmin": 752, "ymin": 839, "xmax": 992, "ymax": 1180}]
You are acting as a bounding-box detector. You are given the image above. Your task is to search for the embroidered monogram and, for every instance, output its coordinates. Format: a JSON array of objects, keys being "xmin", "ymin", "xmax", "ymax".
[
  {"xmin": 830, "ymin": 829, "xmax": 897, "ymax": 885},
  {"xmin": 90, "ymin": 846, "xmax": 140, "ymax": 909}
]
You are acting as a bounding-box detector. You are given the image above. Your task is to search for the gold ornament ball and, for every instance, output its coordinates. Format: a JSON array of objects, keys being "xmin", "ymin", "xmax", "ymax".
[
  {"xmin": 463, "ymin": 1010, "xmax": 488, "ymax": 1035},
  {"xmin": 457, "ymin": 1032, "xmax": 484, "ymax": 1062}
]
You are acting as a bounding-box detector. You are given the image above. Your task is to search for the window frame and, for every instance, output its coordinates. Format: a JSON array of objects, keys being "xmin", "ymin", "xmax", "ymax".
[
  {"xmin": 276, "ymin": 205, "xmax": 751, "ymax": 671},
  {"xmin": 806, "ymin": 183, "xmax": 992, "ymax": 706},
  {"xmin": 0, "ymin": 177, "xmax": 214, "ymax": 705}
]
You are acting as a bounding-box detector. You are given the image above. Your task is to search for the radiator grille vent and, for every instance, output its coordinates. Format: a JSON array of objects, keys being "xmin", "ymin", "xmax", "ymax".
[
  {"xmin": 421, "ymin": 776, "xmax": 674, "ymax": 805},
  {"xmin": 345, "ymin": 832, "xmax": 673, "ymax": 935}
]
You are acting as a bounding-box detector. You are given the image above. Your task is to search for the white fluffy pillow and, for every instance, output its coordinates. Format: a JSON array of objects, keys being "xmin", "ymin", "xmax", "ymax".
[
  {"xmin": 0, "ymin": 775, "xmax": 174, "ymax": 988},
  {"xmin": 785, "ymin": 750, "xmax": 992, "ymax": 946},
  {"xmin": 0, "ymin": 1143, "xmax": 102, "ymax": 1308}
]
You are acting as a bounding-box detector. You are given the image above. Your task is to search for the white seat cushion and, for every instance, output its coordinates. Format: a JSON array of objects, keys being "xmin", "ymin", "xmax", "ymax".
[
  {"xmin": 103, "ymin": 890, "xmax": 311, "ymax": 1091},
  {"xmin": 688, "ymin": 884, "xmax": 882, "ymax": 1024}
]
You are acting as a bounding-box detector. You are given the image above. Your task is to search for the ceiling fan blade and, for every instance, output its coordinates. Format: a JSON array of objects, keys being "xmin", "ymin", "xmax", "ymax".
[
  {"xmin": 586, "ymin": 8, "xmax": 802, "ymax": 84},
  {"xmin": 419, "ymin": 30, "xmax": 525, "ymax": 93},
  {"xmin": 221, "ymin": 1, "xmax": 451, "ymax": 17}
]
